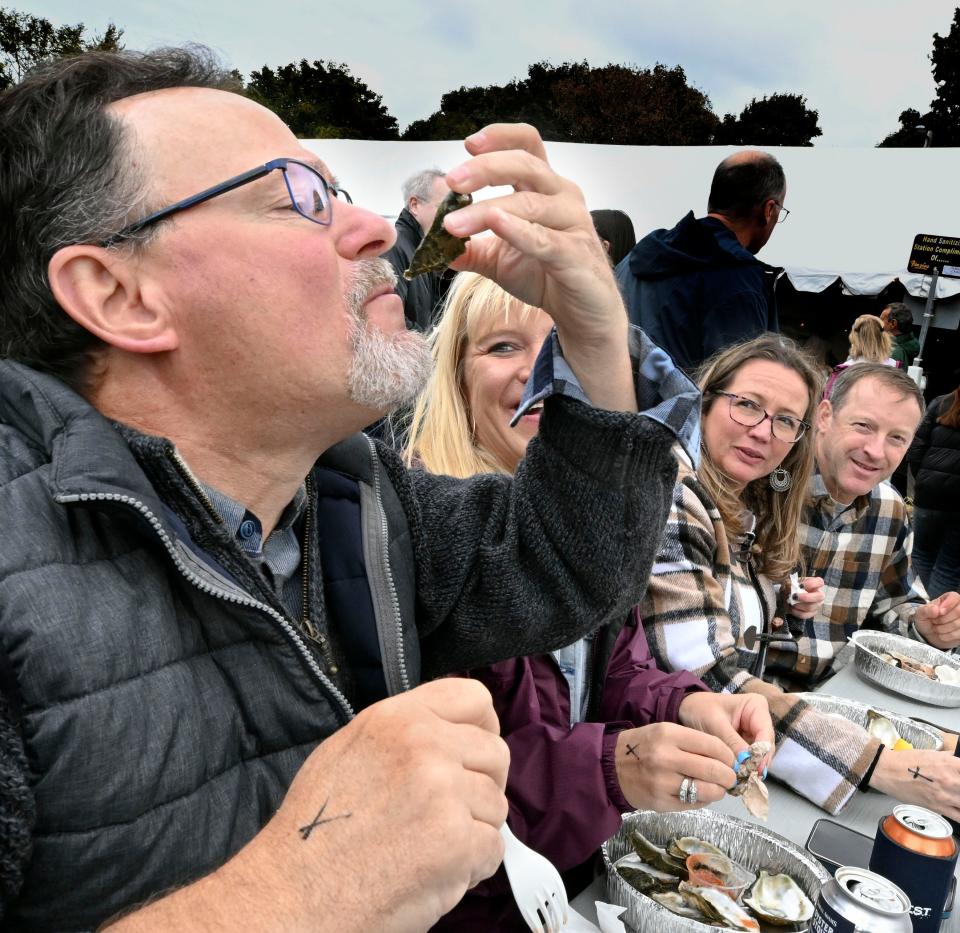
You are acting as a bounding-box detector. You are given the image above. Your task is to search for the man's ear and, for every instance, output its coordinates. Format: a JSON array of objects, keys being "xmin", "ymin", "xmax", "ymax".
[
  {"xmin": 763, "ymin": 199, "xmax": 778, "ymax": 226},
  {"xmin": 815, "ymin": 398, "xmax": 833, "ymax": 433},
  {"xmin": 47, "ymin": 245, "xmax": 178, "ymax": 354}
]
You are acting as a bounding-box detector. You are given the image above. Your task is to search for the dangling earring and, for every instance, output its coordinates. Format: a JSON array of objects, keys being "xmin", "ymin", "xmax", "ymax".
[{"xmin": 769, "ymin": 467, "xmax": 792, "ymax": 492}]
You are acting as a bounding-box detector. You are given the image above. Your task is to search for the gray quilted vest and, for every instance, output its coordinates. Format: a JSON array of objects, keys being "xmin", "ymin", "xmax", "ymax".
[{"xmin": 0, "ymin": 361, "xmax": 418, "ymax": 930}]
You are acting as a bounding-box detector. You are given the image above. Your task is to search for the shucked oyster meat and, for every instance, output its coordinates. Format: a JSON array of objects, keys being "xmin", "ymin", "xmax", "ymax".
[
  {"xmin": 403, "ymin": 190, "xmax": 473, "ymax": 279},
  {"xmin": 728, "ymin": 741, "xmax": 771, "ymax": 820}
]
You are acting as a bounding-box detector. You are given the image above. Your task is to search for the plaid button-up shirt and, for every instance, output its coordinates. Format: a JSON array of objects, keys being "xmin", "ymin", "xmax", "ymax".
[
  {"xmin": 764, "ymin": 472, "xmax": 930, "ymax": 690},
  {"xmin": 642, "ymin": 463, "xmax": 932, "ymax": 815}
]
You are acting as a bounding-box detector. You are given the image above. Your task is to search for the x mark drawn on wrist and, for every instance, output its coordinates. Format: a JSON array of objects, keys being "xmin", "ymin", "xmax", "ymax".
[
  {"xmin": 299, "ymin": 798, "xmax": 353, "ymax": 840},
  {"xmin": 909, "ymin": 766, "xmax": 934, "ymax": 783},
  {"xmin": 625, "ymin": 743, "xmax": 641, "ymax": 760}
]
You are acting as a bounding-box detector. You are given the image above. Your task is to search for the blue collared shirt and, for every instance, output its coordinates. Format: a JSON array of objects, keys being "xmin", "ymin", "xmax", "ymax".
[
  {"xmin": 512, "ymin": 325, "xmax": 701, "ymax": 467},
  {"xmin": 200, "ymin": 481, "xmax": 308, "ymax": 618}
]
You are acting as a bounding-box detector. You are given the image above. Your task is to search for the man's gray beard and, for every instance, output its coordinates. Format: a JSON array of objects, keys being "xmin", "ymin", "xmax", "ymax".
[{"xmin": 346, "ymin": 258, "xmax": 434, "ymax": 412}]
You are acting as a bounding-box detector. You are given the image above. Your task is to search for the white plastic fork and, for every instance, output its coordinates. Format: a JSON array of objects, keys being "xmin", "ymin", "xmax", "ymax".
[{"xmin": 500, "ymin": 822, "xmax": 569, "ymax": 933}]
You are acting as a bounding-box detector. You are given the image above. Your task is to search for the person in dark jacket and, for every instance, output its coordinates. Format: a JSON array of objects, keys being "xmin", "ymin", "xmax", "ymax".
[
  {"xmin": 908, "ymin": 385, "xmax": 960, "ymax": 597},
  {"xmin": 405, "ymin": 273, "xmax": 775, "ymax": 931},
  {"xmin": 383, "ymin": 167, "xmax": 450, "ymax": 330},
  {"xmin": 882, "ymin": 302, "xmax": 921, "ymax": 367},
  {"xmin": 615, "ymin": 151, "xmax": 785, "ymax": 373},
  {"xmin": 0, "ymin": 49, "xmax": 696, "ymax": 930}
]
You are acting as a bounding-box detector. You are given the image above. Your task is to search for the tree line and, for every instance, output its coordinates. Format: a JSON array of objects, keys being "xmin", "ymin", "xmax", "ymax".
[
  {"xmin": 878, "ymin": 7, "xmax": 960, "ymax": 147},
  {"xmin": 4, "ymin": 5, "xmax": 958, "ymax": 146},
  {"xmin": 0, "ymin": 6, "xmax": 821, "ymax": 144}
]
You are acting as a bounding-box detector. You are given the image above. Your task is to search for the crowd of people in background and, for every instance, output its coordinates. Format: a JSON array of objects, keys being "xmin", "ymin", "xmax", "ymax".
[{"xmin": 0, "ymin": 42, "xmax": 957, "ymax": 932}]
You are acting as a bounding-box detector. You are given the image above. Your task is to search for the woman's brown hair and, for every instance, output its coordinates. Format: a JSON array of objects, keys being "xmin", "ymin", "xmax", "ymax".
[
  {"xmin": 938, "ymin": 388, "xmax": 960, "ymax": 429},
  {"xmin": 696, "ymin": 334, "xmax": 824, "ymax": 580}
]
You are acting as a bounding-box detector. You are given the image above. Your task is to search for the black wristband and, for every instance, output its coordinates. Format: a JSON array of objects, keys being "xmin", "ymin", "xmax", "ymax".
[{"xmin": 860, "ymin": 744, "xmax": 886, "ymax": 790}]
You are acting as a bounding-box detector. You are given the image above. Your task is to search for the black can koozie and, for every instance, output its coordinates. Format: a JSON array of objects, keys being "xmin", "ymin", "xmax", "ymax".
[{"xmin": 869, "ymin": 811, "xmax": 958, "ymax": 933}]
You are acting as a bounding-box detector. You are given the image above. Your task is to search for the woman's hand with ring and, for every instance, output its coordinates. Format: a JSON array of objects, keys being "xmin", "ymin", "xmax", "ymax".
[{"xmin": 613, "ymin": 722, "xmax": 738, "ymax": 812}]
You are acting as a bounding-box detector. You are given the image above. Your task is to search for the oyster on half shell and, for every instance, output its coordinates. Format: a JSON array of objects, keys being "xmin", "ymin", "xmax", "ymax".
[
  {"xmin": 629, "ymin": 829, "xmax": 686, "ymax": 875},
  {"xmin": 649, "ymin": 890, "xmax": 710, "ymax": 921},
  {"xmin": 936, "ymin": 664, "xmax": 960, "ymax": 685},
  {"xmin": 614, "ymin": 853, "xmax": 678, "ymax": 894},
  {"xmin": 667, "ymin": 836, "xmax": 727, "ymax": 862},
  {"xmin": 866, "ymin": 709, "xmax": 902, "ymax": 747},
  {"xmin": 678, "ymin": 881, "xmax": 760, "ymax": 931},
  {"xmin": 743, "ymin": 870, "xmax": 814, "ymax": 925}
]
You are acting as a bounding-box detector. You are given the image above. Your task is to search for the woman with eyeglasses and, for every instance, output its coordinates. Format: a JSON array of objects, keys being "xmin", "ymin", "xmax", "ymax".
[
  {"xmin": 405, "ymin": 274, "xmax": 774, "ymax": 932},
  {"xmin": 634, "ymin": 338, "xmax": 953, "ymax": 808}
]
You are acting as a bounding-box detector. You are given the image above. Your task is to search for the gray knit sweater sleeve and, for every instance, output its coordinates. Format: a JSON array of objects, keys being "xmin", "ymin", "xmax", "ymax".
[
  {"xmin": 381, "ymin": 393, "xmax": 679, "ymax": 677},
  {"xmin": 0, "ymin": 691, "xmax": 35, "ymax": 915}
]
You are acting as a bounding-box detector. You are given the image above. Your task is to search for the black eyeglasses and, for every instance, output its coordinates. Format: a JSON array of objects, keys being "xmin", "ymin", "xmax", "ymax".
[
  {"xmin": 712, "ymin": 391, "xmax": 809, "ymax": 443},
  {"xmin": 100, "ymin": 158, "xmax": 352, "ymax": 247},
  {"xmin": 773, "ymin": 201, "xmax": 790, "ymax": 224}
]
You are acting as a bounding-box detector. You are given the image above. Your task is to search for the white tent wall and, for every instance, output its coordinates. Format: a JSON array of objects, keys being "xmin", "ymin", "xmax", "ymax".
[{"xmin": 304, "ymin": 138, "xmax": 960, "ymax": 301}]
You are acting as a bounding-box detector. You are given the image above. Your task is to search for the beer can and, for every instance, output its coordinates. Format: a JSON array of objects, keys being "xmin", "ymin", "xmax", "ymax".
[
  {"xmin": 810, "ymin": 866, "xmax": 912, "ymax": 933},
  {"xmin": 869, "ymin": 804, "xmax": 958, "ymax": 933}
]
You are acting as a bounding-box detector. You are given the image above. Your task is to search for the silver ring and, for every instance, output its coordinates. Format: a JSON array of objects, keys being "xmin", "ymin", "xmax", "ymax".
[
  {"xmin": 687, "ymin": 779, "xmax": 699, "ymax": 805},
  {"xmin": 678, "ymin": 777, "xmax": 690, "ymax": 803}
]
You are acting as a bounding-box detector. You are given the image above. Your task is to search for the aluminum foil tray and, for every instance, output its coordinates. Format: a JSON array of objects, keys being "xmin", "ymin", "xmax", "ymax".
[
  {"xmin": 603, "ymin": 808, "xmax": 829, "ymax": 933},
  {"xmin": 793, "ymin": 692, "xmax": 943, "ymax": 749},
  {"xmin": 849, "ymin": 630, "xmax": 960, "ymax": 707}
]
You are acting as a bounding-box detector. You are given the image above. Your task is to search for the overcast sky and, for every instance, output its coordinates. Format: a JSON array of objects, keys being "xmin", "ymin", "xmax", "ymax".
[{"xmin": 22, "ymin": 0, "xmax": 958, "ymax": 147}]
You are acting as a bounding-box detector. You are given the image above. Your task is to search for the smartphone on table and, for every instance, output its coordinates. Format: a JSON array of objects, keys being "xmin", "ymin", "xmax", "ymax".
[{"xmin": 804, "ymin": 818, "xmax": 873, "ymax": 873}]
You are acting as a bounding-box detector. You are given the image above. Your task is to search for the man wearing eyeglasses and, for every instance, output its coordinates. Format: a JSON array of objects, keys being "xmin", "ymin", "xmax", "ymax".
[
  {"xmin": 615, "ymin": 150, "xmax": 785, "ymax": 373},
  {"xmin": 767, "ymin": 363, "xmax": 960, "ymax": 814},
  {"xmin": 0, "ymin": 47, "xmax": 702, "ymax": 930}
]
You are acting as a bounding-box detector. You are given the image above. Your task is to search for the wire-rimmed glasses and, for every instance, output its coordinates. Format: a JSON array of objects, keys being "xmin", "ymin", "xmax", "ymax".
[
  {"xmin": 713, "ymin": 391, "xmax": 808, "ymax": 442},
  {"xmin": 100, "ymin": 158, "xmax": 351, "ymax": 247},
  {"xmin": 774, "ymin": 201, "xmax": 790, "ymax": 224}
]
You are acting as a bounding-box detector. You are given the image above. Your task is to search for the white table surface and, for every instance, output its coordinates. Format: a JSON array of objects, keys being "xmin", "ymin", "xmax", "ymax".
[{"xmin": 571, "ymin": 659, "xmax": 960, "ymax": 930}]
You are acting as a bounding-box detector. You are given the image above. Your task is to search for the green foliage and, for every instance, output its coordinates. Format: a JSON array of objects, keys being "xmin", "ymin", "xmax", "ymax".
[
  {"xmin": 930, "ymin": 7, "xmax": 960, "ymax": 145},
  {"xmin": 878, "ymin": 108, "xmax": 931, "ymax": 147},
  {"xmin": 879, "ymin": 7, "xmax": 960, "ymax": 146},
  {"xmin": 0, "ymin": 7, "xmax": 122, "ymax": 91},
  {"xmin": 403, "ymin": 61, "xmax": 720, "ymax": 144},
  {"xmin": 246, "ymin": 59, "xmax": 399, "ymax": 139},
  {"xmin": 714, "ymin": 93, "xmax": 822, "ymax": 146}
]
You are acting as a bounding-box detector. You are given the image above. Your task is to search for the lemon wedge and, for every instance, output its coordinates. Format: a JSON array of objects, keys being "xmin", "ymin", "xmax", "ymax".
[{"xmin": 892, "ymin": 738, "xmax": 914, "ymax": 751}]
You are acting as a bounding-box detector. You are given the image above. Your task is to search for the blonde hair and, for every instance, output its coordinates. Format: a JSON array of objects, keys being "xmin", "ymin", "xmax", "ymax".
[
  {"xmin": 697, "ymin": 334, "xmax": 824, "ymax": 580},
  {"xmin": 848, "ymin": 314, "xmax": 892, "ymax": 362},
  {"xmin": 404, "ymin": 273, "xmax": 539, "ymax": 478}
]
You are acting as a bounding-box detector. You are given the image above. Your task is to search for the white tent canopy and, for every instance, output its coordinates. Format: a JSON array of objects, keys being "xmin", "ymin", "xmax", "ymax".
[{"xmin": 303, "ymin": 139, "xmax": 960, "ymax": 300}]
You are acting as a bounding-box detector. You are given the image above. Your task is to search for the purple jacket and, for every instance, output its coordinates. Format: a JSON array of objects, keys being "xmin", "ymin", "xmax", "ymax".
[{"xmin": 431, "ymin": 610, "xmax": 706, "ymax": 931}]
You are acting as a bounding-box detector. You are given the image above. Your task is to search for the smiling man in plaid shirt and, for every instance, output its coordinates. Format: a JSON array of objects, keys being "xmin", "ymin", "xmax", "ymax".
[
  {"xmin": 767, "ymin": 363, "xmax": 960, "ymax": 692},
  {"xmin": 758, "ymin": 362, "xmax": 960, "ymax": 813},
  {"xmin": 647, "ymin": 360, "xmax": 960, "ymax": 817}
]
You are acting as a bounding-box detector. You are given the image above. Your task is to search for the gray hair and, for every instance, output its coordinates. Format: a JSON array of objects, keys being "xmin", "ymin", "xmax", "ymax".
[
  {"xmin": 829, "ymin": 362, "xmax": 925, "ymax": 417},
  {"xmin": 402, "ymin": 168, "xmax": 445, "ymax": 204}
]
